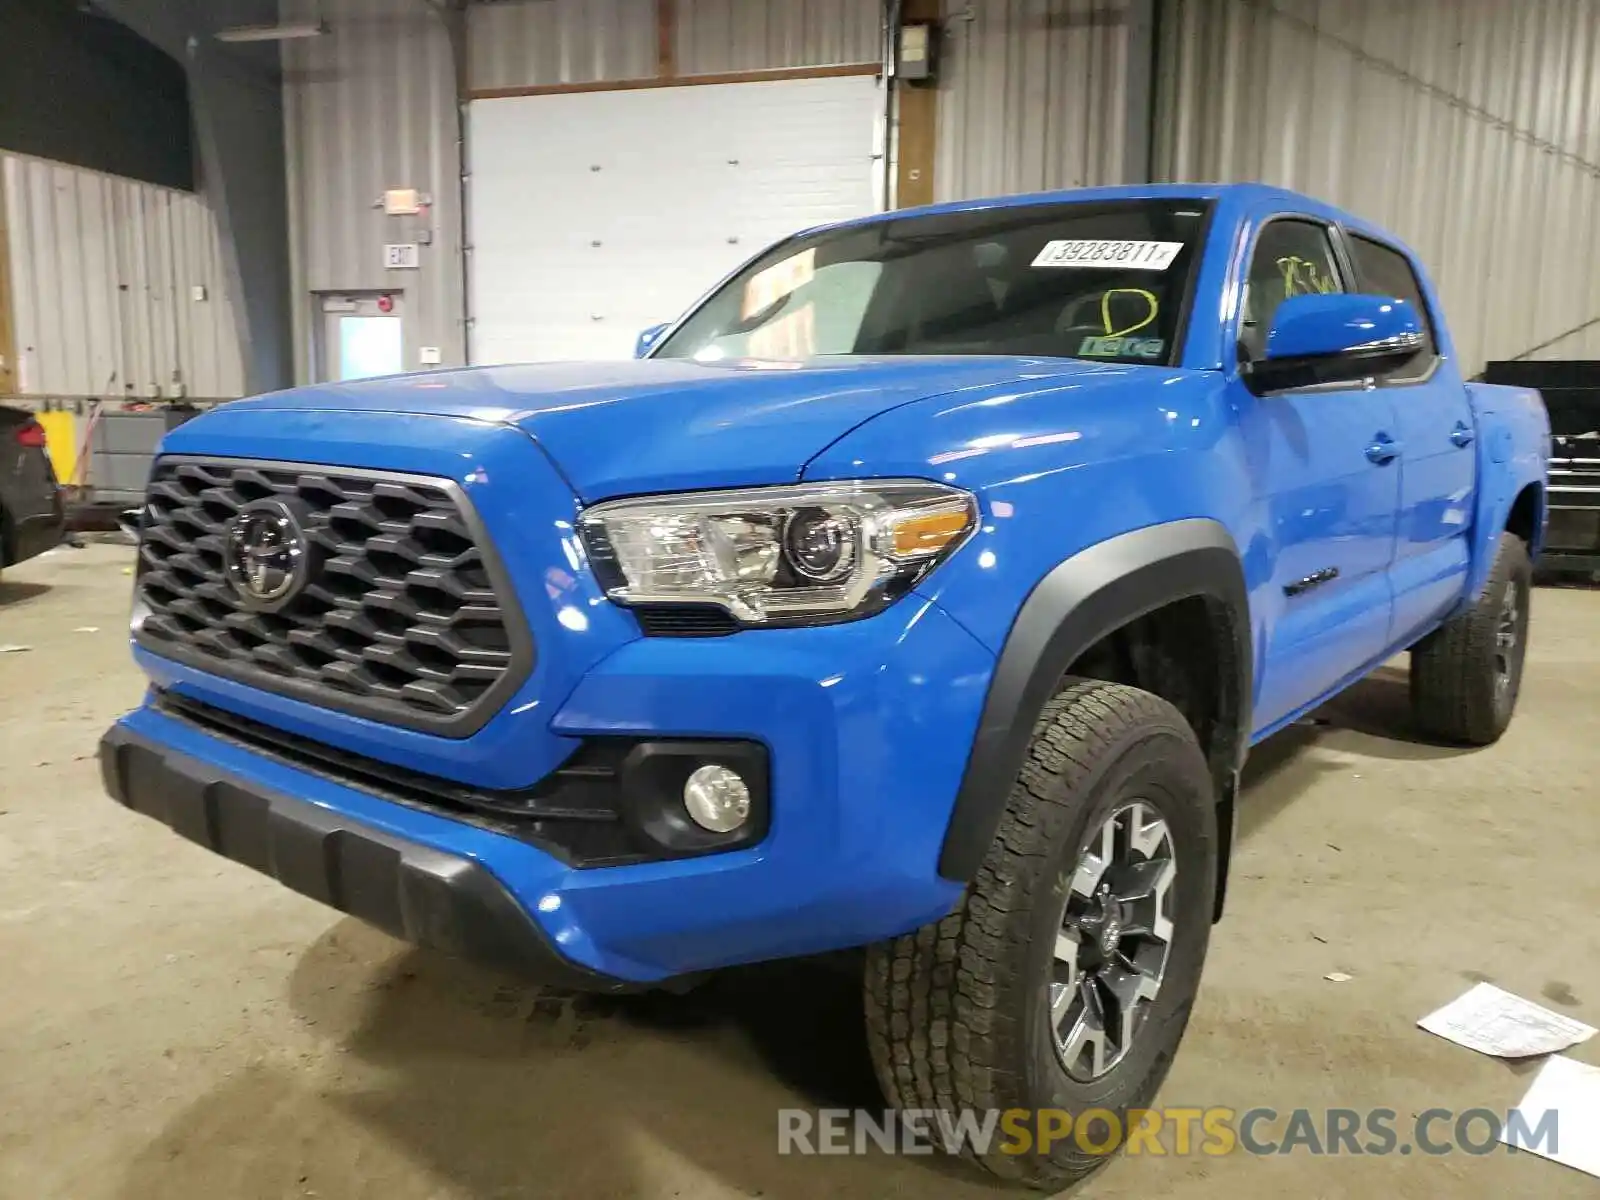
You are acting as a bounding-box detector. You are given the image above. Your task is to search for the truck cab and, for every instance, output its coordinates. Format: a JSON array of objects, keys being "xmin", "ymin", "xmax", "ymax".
[{"xmin": 102, "ymin": 183, "xmax": 1548, "ymax": 1190}]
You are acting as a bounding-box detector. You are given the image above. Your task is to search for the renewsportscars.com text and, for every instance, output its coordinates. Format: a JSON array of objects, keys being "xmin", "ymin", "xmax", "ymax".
[{"xmin": 777, "ymin": 1106, "xmax": 1559, "ymax": 1159}]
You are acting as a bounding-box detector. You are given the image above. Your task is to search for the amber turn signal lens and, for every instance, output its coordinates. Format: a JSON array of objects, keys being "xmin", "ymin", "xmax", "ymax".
[{"xmin": 889, "ymin": 508, "xmax": 972, "ymax": 557}]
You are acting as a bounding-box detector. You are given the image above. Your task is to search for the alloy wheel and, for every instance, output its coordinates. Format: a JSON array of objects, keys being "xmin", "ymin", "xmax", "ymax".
[
  {"xmin": 1049, "ymin": 801, "xmax": 1177, "ymax": 1081},
  {"xmin": 1494, "ymin": 579, "xmax": 1523, "ymax": 702}
]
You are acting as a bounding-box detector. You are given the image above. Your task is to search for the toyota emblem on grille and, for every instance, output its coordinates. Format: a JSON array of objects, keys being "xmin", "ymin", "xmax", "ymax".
[{"xmin": 224, "ymin": 499, "xmax": 311, "ymax": 609}]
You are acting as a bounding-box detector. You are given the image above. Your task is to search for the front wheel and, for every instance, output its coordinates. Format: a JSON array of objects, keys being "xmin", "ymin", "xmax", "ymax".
[
  {"xmin": 864, "ymin": 680, "xmax": 1218, "ymax": 1190},
  {"xmin": 1410, "ymin": 533, "xmax": 1532, "ymax": 745}
]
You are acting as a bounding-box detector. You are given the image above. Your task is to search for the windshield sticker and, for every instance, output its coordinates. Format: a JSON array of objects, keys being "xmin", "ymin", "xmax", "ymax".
[
  {"xmin": 742, "ymin": 248, "xmax": 816, "ymax": 319},
  {"xmin": 1078, "ymin": 335, "xmax": 1166, "ymax": 360},
  {"xmin": 1033, "ymin": 239, "xmax": 1184, "ymax": 271}
]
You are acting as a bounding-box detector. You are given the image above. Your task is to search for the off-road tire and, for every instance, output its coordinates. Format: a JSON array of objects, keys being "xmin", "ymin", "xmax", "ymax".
[
  {"xmin": 864, "ymin": 679, "xmax": 1218, "ymax": 1190},
  {"xmin": 1410, "ymin": 534, "xmax": 1531, "ymax": 745}
]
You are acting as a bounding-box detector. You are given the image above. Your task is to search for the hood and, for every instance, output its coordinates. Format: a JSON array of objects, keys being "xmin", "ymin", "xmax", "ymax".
[{"xmin": 229, "ymin": 357, "xmax": 1107, "ymax": 499}]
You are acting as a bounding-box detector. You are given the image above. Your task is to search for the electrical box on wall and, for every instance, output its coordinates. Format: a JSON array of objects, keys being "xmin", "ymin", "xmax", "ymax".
[{"xmin": 897, "ymin": 21, "xmax": 940, "ymax": 85}]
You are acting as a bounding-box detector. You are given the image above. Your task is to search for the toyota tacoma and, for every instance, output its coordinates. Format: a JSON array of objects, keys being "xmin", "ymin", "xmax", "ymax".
[{"xmin": 101, "ymin": 184, "xmax": 1549, "ymax": 1188}]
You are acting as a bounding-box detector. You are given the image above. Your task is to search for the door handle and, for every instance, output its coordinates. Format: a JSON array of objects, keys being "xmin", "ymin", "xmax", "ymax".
[
  {"xmin": 1450, "ymin": 422, "xmax": 1475, "ymax": 448},
  {"xmin": 1365, "ymin": 435, "xmax": 1400, "ymax": 465}
]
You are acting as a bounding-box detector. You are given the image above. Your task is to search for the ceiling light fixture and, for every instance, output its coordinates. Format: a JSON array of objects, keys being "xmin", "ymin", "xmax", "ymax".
[{"xmin": 215, "ymin": 20, "xmax": 327, "ymax": 43}]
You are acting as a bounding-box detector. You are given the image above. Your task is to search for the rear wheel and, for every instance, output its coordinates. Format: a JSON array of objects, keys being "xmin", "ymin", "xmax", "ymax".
[
  {"xmin": 864, "ymin": 680, "xmax": 1217, "ymax": 1190},
  {"xmin": 1410, "ymin": 534, "xmax": 1531, "ymax": 745}
]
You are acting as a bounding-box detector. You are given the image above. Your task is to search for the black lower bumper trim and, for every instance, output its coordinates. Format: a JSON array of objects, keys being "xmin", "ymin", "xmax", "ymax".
[{"xmin": 99, "ymin": 722, "xmax": 634, "ymax": 991}]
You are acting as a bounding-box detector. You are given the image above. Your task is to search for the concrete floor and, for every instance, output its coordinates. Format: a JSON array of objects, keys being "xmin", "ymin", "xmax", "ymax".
[{"xmin": 2, "ymin": 543, "xmax": 1598, "ymax": 1200}]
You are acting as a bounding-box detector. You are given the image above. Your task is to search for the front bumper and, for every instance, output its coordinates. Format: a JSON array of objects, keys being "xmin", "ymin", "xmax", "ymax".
[
  {"xmin": 108, "ymin": 594, "xmax": 994, "ymax": 986},
  {"xmin": 100, "ymin": 722, "xmax": 630, "ymax": 990}
]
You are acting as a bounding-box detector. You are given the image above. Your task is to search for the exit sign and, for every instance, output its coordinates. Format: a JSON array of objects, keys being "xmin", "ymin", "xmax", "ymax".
[{"xmin": 384, "ymin": 243, "xmax": 420, "ymax": 269}]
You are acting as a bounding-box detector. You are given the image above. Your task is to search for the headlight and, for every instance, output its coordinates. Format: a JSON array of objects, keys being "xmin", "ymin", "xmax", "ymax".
[{"xmin": 580, "ymin": 481, "xmax": 978, "ymax": 626}]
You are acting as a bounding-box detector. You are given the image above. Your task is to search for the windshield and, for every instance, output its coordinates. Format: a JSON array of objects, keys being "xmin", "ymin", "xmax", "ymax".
[{"xmin": 653, "ymin": 200, "xmax": 1211, "ymax": 367}]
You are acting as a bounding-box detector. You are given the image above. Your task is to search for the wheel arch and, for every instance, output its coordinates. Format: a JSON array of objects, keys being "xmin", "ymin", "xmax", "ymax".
[
  {"xmin": 1460, "ymin": 476, "xmax": 1546, "ymax": 615},
  {"xmin": 937, "ymin": 518, "xmax": 1252, "ymax": 886},
  {"xmin": 1505, "ymin": 482, "xmax": 1544, "ymax": 552},
  {"xmin": 1458, "ymin": 382, "xmax": 1549, "ymax": 610}
]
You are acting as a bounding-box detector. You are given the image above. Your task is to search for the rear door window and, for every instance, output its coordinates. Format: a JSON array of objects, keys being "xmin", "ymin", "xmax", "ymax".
[{"xmin": 1347, "ymin": 234, "xmax": 1439, "ymax": 381}]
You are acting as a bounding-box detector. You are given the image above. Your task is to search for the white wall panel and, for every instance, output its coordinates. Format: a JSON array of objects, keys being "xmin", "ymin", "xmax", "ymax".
[
  {"xmin": 934, "ymin": 0, "xmax": 1134, "ymax": 202},
  {"xmin": 2, "ymin": 154, "xmax": 243, "ymax": 399},
  {"xmin": 1155, "ymin": 0, "xmax": 1600, "ymax": 374},
  {"xmin": 469, "ymin": 75, "xmax": 881, "ymax": 363}
]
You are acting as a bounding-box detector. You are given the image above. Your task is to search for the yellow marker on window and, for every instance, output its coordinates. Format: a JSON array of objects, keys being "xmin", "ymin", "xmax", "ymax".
[
  {"xmin": 1101, "ymin": 289, "xmax": 1159, "ymax": 338},
  {"xmin": 1277, "ymin": 256, "xmax": 1337, "ymax": 299}
]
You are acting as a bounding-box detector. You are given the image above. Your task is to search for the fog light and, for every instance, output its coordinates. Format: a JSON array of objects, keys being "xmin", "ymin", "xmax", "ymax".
[{"xmin": 682, "ymin": 764, "xmax": 751, "ymax": 833}]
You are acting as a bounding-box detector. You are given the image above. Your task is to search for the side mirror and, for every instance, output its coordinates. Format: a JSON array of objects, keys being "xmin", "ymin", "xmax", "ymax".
[
  {"xmin": 1245, "ymin": 294, "xmax": 1425, "ymax": 393},
  {"xmin": 634, "ymin": 322, "xmax": 671, "ymax": 359}
]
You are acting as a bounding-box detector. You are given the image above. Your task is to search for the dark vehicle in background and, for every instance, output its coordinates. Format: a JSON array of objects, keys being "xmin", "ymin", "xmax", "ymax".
[
  {"xmin": 1484, "ymin": 360, "xmax": 1600, "ymax": 575},
  {"xmin": 0, "ymin": 407, "xmax": 66, "ymax": 583}
]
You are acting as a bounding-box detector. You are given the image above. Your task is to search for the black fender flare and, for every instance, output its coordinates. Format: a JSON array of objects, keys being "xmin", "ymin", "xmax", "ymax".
[{"xmin": 937, "ymin": 518, "xmax": 1253, "ymax": 883}]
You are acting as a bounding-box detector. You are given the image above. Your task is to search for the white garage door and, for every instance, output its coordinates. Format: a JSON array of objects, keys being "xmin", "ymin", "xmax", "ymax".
[{"xmin": 468, "ymin": 74, "xmax": 881, "ymax": 364}]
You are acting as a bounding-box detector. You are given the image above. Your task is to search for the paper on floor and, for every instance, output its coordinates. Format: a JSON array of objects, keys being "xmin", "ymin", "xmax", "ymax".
[
  {"xmin": 1418, "ymin": 982, "xmax": 1596, "ymax": 1059},
  {"xmin": 1502, "ymin": 1055, "xmax": 1600, "ymax": 1179}
]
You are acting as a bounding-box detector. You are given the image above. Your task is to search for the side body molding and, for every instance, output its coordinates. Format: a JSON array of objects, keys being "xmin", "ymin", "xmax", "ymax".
[{"xmin": 937, "ymin": 518, "xmax": 1252, "ymax": 883}]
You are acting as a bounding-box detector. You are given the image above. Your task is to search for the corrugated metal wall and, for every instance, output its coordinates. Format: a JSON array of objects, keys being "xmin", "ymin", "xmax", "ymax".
[
  {"xmin": 1154, "ymin": 0, "xmax": 1600, "ymax": 374},
  {"xmin": 466, "ymin": 0, "xmax": 881, "ymax": 91},
  {"xmin": 934, "ymin": 0, "xmax": 1135, "ymax": 201},
  {"xmin": 468, "ymin": 0, "xmax": 656, "ymax": 91},
  {"xmin": 676, "ymin": 0, "xmax": 881, "ymax": 74},
  {"xmin": 284, "ymin": 0, "xmax": 1600, "ymax": 378},
  {"xmin": 283, "ymin": 0, "xmax": 883, "ymax": 380},
  {"xmin": 281, "ymin": 0, "xmax": 465, "ymax": 378},
  {"xmin": 2, "ymin": 153, "xmax": 244, "ymax": 399}
]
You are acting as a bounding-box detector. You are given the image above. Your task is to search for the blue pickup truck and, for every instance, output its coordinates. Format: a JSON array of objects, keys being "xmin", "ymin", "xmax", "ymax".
[{"xmin": 102, "ymin": 183, "xmax": 1547, "ymax": 1187}]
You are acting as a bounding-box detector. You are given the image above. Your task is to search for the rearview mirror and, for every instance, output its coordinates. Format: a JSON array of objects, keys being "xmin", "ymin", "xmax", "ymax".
[
  {"xmin": 635, "ymin": 322, "xmax": 671, "ymax": 359},
  {"xmin": 1245, "ymin": 294, "xmax": 1424, "ymax": 393}
]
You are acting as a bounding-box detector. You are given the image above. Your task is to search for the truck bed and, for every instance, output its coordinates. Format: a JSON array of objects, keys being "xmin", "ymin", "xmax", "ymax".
[{"xmin": 1483, "ymin": 360, "xmax": 1600, "ymax": 570}]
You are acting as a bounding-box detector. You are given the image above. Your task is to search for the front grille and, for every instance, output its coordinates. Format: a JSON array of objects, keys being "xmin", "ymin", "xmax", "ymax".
[{"xmin": 135, "ymin": 457, "xmax": 532, "ymax": 736}]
